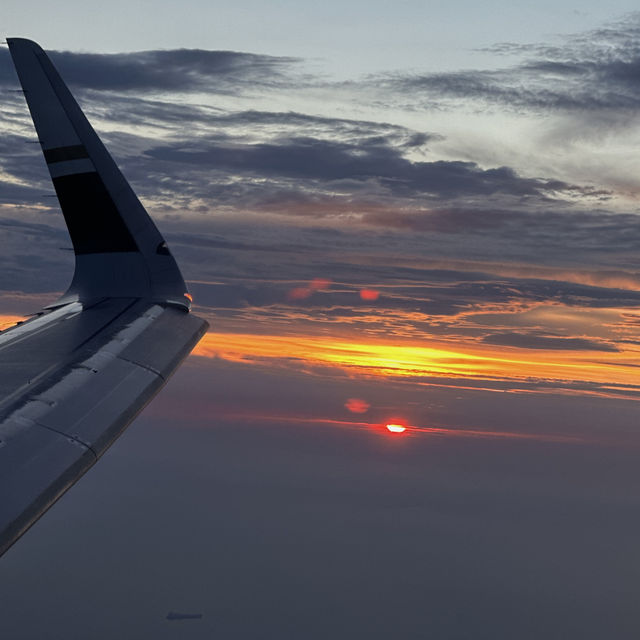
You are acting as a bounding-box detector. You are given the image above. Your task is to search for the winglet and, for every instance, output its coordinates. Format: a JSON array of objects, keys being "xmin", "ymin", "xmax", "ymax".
[{"xmin": 7, "ymin": 38, "xmax": 191, "ymax": 310}]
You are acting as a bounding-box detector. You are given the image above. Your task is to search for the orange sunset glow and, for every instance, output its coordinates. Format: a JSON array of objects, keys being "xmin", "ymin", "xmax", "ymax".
[
  {"xmin": 0, "ymin": 315, "xmax": 27, "ymax": 331},
  {"xmin": 1, "ymin": 296, "xmax": 638, "ymax": 401},
  {"xmin": 191, "ymin": 328, "xmax": 640, "ymax": 399}
]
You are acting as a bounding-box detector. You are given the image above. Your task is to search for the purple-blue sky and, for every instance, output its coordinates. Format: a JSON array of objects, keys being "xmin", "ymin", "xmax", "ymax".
[{"xmin": 2, "ymin": 6, "xmax": 640, "ymax": 638}]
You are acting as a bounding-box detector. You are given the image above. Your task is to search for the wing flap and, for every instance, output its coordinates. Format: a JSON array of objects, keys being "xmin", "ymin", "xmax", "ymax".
[
  {"xmin": 0, "ymin": 302, "xmax": 208, "ymax": 556},
  {"xmin": 25, "ymin": 358, "xmax": 159, "ymax": 451},
  {"xmin": 0, "ymin": 418, "xmax": 95, "ymax": 557}
]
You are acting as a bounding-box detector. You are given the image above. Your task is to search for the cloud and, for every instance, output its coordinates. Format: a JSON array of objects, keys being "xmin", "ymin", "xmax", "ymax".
[
  {"xmin": 481, "ymin": 332, "xmax": 620, "ymax": 352},
  {"xmin": 1, "ymin": 39, "xmax": 610, "ymax": 218},
  {"xmin": 0, "ymin": 47, "xmax": 300, "ymax": 94},
  {"xmin": 2, "ymin": 30, "xmax": 640, "ymax": 392},
  {"xmin": 143, "ymin": 135, "xmax": 588, "ymax": 203},
  {"xmin": 384, "ymin": 14, "xmax": 640, "ymax": 113}
]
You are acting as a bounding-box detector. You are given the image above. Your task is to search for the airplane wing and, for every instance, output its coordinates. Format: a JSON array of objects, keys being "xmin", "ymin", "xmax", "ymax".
[{"xmin": 0, "ymin": 38, "xmax": 208, "ymax": 557}]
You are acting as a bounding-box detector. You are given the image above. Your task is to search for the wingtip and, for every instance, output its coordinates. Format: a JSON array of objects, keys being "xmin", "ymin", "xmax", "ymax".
[
  {"xmin": 6, "ymin": 38, "xmax": 45, "ymax": 53},
  {"xmin": 9, "ymin": 34, "xmax": 191, "ymax": 306}
]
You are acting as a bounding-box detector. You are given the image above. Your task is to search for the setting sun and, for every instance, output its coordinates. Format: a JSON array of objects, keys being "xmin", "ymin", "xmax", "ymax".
[{"xmin": 386, "ymin": 424, "xmax": 407, "ymax": 433}]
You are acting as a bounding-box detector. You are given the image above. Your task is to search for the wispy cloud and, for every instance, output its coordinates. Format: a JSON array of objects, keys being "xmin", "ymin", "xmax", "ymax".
[
  {"xmin": 481, "ymin": 332, "xmax": 620, "ymax": 352},
  {"xmin": 0, "ymin": 47, "xmax": 301, "ymax": 93},
  {"xmin": 383, "ymin": 14, "xmax": 640, "ymax": 113}
]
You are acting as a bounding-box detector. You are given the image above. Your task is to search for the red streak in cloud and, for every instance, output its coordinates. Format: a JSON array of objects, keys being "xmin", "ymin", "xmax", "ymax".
[
  {"xmin": 345, "ymin": 397, "xmax": 370, "ymax": 413},
  {"xmin": 360, "ymin": 288, "xmax": 380, "ymax": 301},
  {"xmin": 213, "ymin": 411, "xmax": 584, "ymax": 445}
]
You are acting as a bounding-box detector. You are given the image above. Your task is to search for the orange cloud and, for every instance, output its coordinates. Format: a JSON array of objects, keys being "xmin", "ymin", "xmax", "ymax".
[
  {"xmin": 192, "ymin": 330, "xmax": 640, "ymax": 400},
  {"xmin": 0, "ymin": 314, "xmax": 27, "ymax": 331}
]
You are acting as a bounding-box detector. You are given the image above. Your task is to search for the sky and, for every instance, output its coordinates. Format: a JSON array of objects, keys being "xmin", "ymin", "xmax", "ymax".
[{"xmin": 2, "ymin": 3, "xmax": 640, "ymax": 638}]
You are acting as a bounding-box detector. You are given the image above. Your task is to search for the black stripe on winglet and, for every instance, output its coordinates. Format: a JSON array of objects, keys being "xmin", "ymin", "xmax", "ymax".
[
  {"xmin": 52, "ymin": 172, "xmax": 139, "ymax": 254},
  {"xmin": 44, "ymin": 145, "xmax": 90, "ymax": 164}
]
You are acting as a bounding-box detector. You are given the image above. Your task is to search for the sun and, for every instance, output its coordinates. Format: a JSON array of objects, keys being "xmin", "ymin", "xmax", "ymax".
[{"xmin": 386, "ymin": 423, "xmax": 407, "ymax": 433}]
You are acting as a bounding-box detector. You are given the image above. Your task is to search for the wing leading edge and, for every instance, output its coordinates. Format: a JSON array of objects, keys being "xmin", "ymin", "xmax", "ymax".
[{"xmin": 0, "ymin": 39, "xmax": 209, "ymax": 557}]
